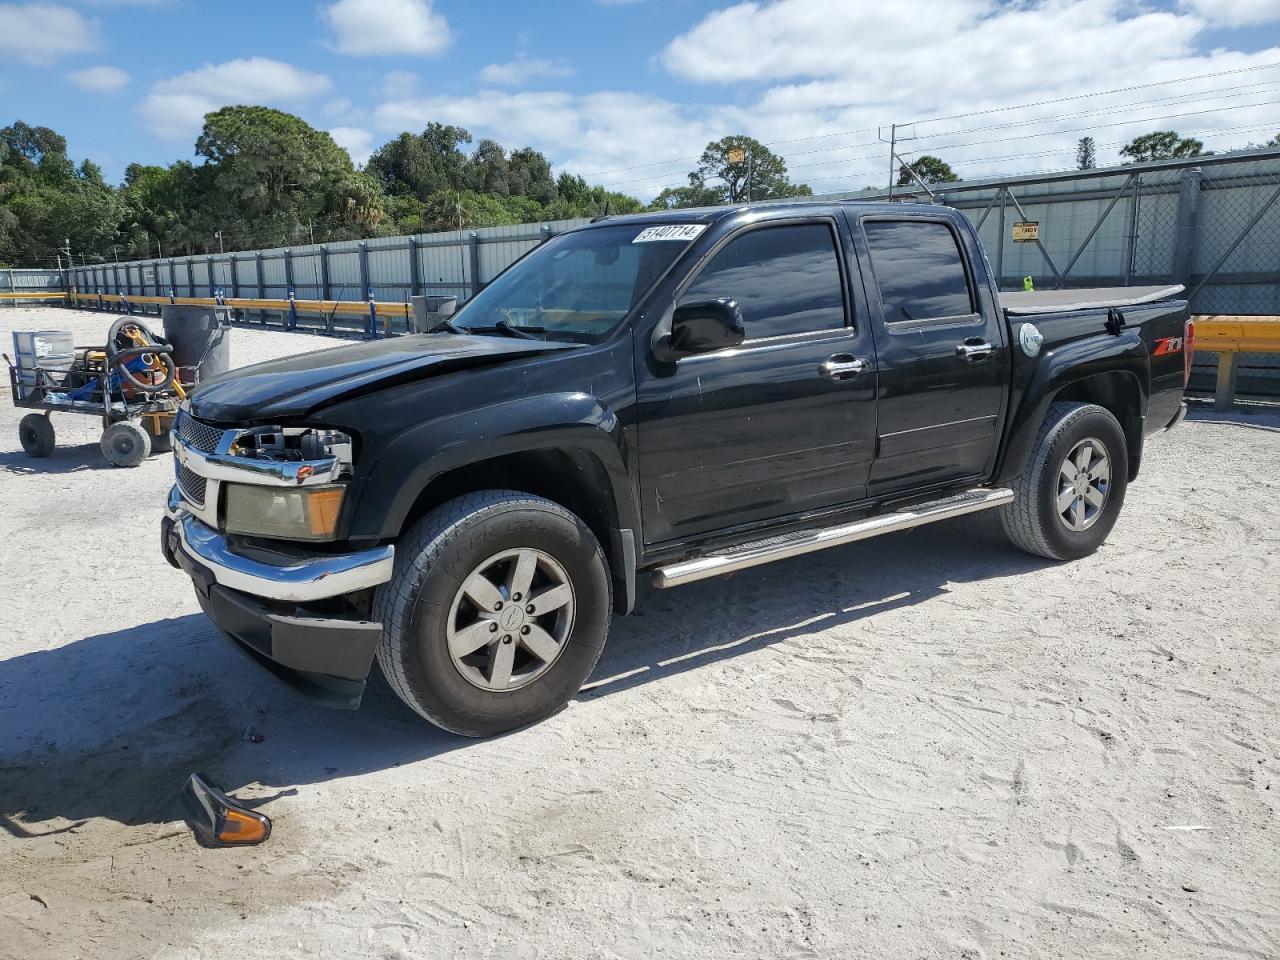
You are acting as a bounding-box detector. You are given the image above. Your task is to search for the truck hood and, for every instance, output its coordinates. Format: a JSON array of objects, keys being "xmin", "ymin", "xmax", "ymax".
[{"xmin": 187, "ymin": 333, "xmax": 581, "ymax": 423}]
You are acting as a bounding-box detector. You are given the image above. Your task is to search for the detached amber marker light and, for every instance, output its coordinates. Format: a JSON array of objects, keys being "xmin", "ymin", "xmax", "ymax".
[{"xmin": 180, "ymin": 773, "xmax": 272, "ymax": 847}]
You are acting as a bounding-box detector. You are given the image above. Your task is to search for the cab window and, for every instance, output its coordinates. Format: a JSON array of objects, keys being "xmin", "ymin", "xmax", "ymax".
[
  {"xmin": 863, "ymin": 220, "xmax": 975, "ymax": 323},
  {"xmin": 680, "ymin": 222, "xmax": 846, "ymax": 340}
]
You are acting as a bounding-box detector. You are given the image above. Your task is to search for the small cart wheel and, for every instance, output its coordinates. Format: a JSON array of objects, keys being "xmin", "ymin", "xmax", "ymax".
[
  {"xmin": 19, "ymin": 414, "xmax": 55, "ymax": 458},
  {"xmin": 101, "ymin": 420, "xmax": 152, "ymax": 468}
]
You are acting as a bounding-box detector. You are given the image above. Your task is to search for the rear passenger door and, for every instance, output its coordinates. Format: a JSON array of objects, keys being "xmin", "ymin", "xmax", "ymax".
[
  {"xmin": 635, "ymin": 217, "xmax": 878, "ymax": 544},
  {"xmin": 852, "ymin": 215, "xmax": 1008, "ymax": 496}
]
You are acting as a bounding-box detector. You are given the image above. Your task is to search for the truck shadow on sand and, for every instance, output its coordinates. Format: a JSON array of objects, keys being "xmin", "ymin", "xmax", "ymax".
[{"xmin": 0, "ymin": 516, "xmax": 1050, "ymax": 836}]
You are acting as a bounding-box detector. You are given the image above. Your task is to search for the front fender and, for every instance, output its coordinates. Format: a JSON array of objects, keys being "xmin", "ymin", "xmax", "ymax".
[
  {"xmin": 995, "ymin": 332, "xmax": 1149, "ymax": 485},
  {"xmin": 346, "ymin": 391, "xmax": 635, "ymax": 542}
]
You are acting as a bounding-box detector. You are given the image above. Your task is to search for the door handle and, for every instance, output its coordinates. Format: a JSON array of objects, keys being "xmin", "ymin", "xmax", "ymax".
[
  {"xmin": 955, "ymin": 339, "xmax": 995, "ymax": 362},
  {"xmin": 819, "ymin": 354, "xmax": 867, "ymax": 380}
]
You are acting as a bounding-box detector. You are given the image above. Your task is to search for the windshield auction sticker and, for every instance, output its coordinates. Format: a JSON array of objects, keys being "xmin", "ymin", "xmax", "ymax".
[{"xmin": 633, "ymin": 224, "xmax": 707, "ymax": 243}]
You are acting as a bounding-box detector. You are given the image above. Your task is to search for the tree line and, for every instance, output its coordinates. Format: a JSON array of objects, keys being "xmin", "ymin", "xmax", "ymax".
[{"xmin": 0, "ymin": 109, "xmax": 811, "ymax": 267}]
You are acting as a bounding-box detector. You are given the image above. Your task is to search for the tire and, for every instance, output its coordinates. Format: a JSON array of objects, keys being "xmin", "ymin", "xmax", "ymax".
[
  {"xmin": 100, "ymin": 420, "xmax": 152, "ymax": 468},
  {"xmin": 18, "ymin": 414, "xmax": 55, "ymax": 458},
  {"xmin": 374, "ymin": 490, "xmax": 612, "ymax": 737},
  {"xmin": 1000, "ymin": 401, "xmax": 1128, "ymax": 561}
]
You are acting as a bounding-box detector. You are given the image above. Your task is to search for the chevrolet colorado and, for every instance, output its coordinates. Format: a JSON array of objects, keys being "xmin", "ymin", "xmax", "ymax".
[{"xmin": 162, "ymin": 201, "xmax": 1192, "ymax": 736}]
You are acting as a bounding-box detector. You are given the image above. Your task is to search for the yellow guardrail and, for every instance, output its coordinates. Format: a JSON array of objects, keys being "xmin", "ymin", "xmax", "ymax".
[
  {"xmin": 1191, "ymin": 315, "xmax": 1280, "ymax": 409},
  {"xmin": 73, "ymin": 291, "xmax": 416, "ymax": 320},
  {"xmin": 1, "ymin": 290, "xmax": 70, "ymax": 300}
]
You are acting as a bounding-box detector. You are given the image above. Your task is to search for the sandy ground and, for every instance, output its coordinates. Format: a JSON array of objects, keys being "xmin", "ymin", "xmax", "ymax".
[{"xmin": 0, "ymin": 305, "xmax": 1277, "ymax": 960}]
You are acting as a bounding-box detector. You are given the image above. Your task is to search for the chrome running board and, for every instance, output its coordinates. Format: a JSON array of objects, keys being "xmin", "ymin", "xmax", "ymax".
[{"xmin": 651, "ymin": 487, "xmax": 1014, "ymax": 589}]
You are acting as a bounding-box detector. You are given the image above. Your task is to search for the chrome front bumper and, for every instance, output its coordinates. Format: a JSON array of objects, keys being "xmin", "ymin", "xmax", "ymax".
[{"xmin": 166, "ymin": 486, "xmax": 394, "ymax": 603}]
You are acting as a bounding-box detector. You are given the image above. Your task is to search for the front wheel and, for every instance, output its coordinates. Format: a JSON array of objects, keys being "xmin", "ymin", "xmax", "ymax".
[
  {"xmin": 373, "ymin": 491, "xmax": 612, "ymax": 737},
  {"xmin": 100, "ymin": 420, "xmax": 152, "ymax": 467},
  {"xmin": 1001, "ymin": 401, "xmax": 1128, "ymax": 561}
]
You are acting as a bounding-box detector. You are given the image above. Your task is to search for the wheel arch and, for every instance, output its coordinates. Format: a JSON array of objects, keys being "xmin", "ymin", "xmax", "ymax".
[
  {"xmin": 998, "ymin": 348, "xmax": 1149, "ymax": 485},
  {"xmin": 344, "ymin": 394, "xmax": 640, "ymax": 614}
]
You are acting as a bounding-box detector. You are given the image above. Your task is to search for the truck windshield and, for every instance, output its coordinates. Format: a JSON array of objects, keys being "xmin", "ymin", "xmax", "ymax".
[{"xmin": 452, "ymin": 223, "xmax": 697, "ymax": 343}]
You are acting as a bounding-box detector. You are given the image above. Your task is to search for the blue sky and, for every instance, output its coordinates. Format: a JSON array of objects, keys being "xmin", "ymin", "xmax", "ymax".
[{"xmin": 2, "ymin": 0, "xmax": 1279, "ymax": 199}]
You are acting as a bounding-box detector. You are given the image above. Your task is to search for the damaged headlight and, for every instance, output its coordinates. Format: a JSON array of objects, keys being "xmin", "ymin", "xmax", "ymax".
[{"xmin": 224, "ymin": 484, "xmax": 346, "ymax": 540}]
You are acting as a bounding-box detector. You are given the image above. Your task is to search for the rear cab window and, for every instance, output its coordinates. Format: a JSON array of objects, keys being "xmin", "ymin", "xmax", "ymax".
[
  {"xmin": 680, "ymin": 222, "xmax": 847, "ymax": 340},
  {"xmin": 861, "ymin": 219, "xmax": 975, "ymax": 323}
]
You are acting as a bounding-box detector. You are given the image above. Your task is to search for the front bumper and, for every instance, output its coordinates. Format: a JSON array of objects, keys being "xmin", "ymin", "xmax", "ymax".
[{"xmin": 164, "ymin": 487, "xmax": 393, "ymax": 707}]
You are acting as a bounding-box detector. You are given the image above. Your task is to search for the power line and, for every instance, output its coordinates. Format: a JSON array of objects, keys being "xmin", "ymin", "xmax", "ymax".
[
  {"xmin": 905, "ymin": 60, "xmax": 1280, "ymax": 126},
  {"xmin": 579, "ymin": 61, "xmax": 1280, "ymax": 187}
]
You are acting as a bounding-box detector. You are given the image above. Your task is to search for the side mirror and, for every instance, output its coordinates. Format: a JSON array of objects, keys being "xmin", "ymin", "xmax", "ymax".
[{"xmin": 656, "ymin": 298, "xmax": 745, "ymax": 360}]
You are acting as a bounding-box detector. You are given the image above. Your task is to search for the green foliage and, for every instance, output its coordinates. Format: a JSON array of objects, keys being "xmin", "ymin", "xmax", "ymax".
[
  {"xmin": 896, "ymin": 155, "xmax": 959, "ymax": 187},
  {"xmin": 1076, "ymin": 137, "xmax": 1096, "ymax": 170},
  {"xmin": 0, "ymin": 107, "xmax": 650, "ymax": 266},
  {"xmin": 656, "ymin": 135, "xmax": 810, "ymax": 208},
  {"xmin": 1119, "ymin": 131, "xmax": 1204, "ymax": 163}
]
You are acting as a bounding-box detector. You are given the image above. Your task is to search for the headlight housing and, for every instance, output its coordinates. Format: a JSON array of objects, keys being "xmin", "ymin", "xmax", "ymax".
[{"xmin": 224, "ymin": 484, "xmax": 346, "ymax": 540}]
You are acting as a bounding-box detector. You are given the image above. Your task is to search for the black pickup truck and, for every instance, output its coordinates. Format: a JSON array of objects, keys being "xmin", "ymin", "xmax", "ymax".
[{"xmin": 162, "ymin": 201, "xmax": 1192, "ymax": 736}]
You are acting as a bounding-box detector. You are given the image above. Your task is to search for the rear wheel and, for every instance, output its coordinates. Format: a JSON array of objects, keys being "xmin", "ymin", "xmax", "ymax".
[
  {"xmin": 1001, "ymin": 401, "xmax": 1128, "ymax": 560},
  {"xmin": 374, "ymin": 491, "xmax": 612, "ymax": 737},
  {"xmin": 19, "ymin": 414, "xmax": 55, "ymax": 457}
]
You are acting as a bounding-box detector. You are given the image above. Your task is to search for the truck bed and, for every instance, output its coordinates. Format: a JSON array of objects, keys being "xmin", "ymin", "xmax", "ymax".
[{"xmin": 1001, "ymin": 284, "xmax": 1185, "ymax": 315}]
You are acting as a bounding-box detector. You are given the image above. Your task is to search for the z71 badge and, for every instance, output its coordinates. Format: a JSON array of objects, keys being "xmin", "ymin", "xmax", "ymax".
[{"xmin": 1153, "ymin": 336, "xmax": 1185, "ymax": 355}]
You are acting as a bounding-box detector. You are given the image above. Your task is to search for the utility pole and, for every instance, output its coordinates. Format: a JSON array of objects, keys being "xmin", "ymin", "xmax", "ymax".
[
  {"xmin": 215, "ymin": 230, "xmax": 224, "ymax": 254},
  {"xmin": 156, "ymin": 237, "xmax": 164, "ymax": 259},
  {"xmin": 886, "ymin": 123, "xmax": 896, "ymax": 201}
]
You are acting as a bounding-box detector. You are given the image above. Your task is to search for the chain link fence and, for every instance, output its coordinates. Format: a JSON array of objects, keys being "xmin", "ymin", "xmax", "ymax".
[{"xmin": 863, "ymin": 148, "xmax": 1280, "ymax": 397}]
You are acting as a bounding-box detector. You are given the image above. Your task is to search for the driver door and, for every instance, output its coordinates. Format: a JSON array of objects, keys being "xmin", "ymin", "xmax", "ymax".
[{"xmin": 634, "ymin": 217, "xmax": 878, "ymax": 544}]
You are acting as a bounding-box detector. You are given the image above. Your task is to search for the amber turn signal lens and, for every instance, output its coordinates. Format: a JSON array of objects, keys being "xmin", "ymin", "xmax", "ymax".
[
  {"xmin": 217, "ymin": 807, "xmax": 272, "ymax": 845},
  {"xmin": 305, "ymin": 486, "xmax": 344, "ymax": 537}
]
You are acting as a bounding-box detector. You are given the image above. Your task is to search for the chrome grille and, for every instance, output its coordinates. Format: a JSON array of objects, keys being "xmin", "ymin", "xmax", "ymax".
[
  {"xmin": 177, "ymin": 462, "xmax": 207, "ymax": 506},
  {"xmin": 176, "ymin": 411, "xmax": 225, "ymax": 453}
]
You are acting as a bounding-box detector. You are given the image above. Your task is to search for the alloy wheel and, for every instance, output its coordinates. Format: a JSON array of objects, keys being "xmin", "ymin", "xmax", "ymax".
[{"xmin": 445, "ymin": 548, "xmax": 575, "ymax": 691}]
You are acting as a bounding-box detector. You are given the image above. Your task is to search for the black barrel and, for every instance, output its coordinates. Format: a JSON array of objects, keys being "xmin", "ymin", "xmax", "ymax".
[{"xmin": 161, "ymin": 305, "xmax": 231, "ymax": 384}]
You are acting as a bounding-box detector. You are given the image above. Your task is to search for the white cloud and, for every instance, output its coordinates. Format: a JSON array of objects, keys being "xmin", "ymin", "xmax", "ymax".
[
  {"xmin": 137, "ymin": 58, "xmax": 331, "ymax": 139},
  {"xmin": 0, "ymin": 4, "xmax": 96, "ymax": 64},
  {"xmin": 362, "ymin": 0, "xmax": 1280, "ymax": 201},
  {"xmin": 68, "ymin": 64, "xmax": 128, "ymax": 91},
  {"xmin": 321, "ymin": 0, "xmax": 451, "ymax": 57},
  {"xmin": 1178, "ymin": 0, "xmax": 1279, "ymax": 27},
  {"xmin": 330, "ymin": 126, "xmax": 374, "ymax": 166},
  {"xmin": 479, "ymin": 56, "xmax": 572, "ymax": 87}
]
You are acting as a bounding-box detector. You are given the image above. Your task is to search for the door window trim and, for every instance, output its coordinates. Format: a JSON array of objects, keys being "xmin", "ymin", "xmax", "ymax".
[
  {"xmin": 858, "ymin": 214, "xmax": 982, "ymax": 330},
  {"xmin": 672, "ymin": 216, "xmax": 854, "ymax": 349}
]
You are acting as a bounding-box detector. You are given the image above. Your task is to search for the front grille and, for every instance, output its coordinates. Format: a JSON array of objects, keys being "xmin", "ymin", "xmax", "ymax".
[
  {"xmin": 177, "ymin": 462, "xmax": 207, "ymax": 506},
  {"xmin": 176, "ymin": 411, "xmax": 225, "ymax": 453}
]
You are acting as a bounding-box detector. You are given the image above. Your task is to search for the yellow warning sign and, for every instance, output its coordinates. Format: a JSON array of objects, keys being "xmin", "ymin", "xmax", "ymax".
[
  {"xmin": 1012, "ymin": 221, "xmax": 1040, "ymax": 242},
  {"xmin": 726, "ymin": 148, "xmax": 747, "ymax": 164}
]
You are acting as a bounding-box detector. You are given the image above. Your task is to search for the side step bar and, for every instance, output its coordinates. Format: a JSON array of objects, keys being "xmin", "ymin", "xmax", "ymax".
[{"xmin": 652, "ymin": 487, "xmax": 1014, "ymax": 589}]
